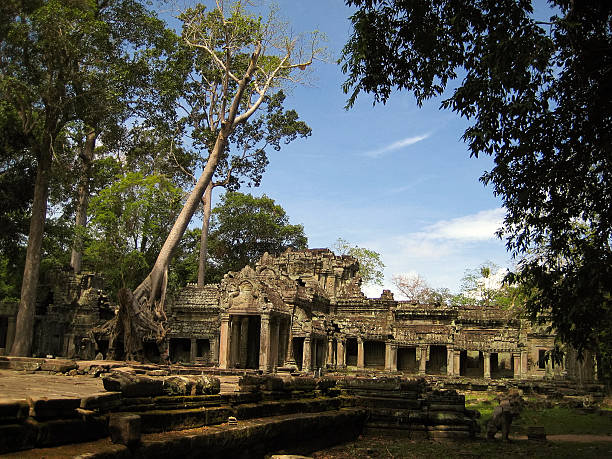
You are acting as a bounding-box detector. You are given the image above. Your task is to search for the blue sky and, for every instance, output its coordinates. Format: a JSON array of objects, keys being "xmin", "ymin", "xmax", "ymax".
[{"xmin": 182, "ymin": 1, "xmax": 518, "ymax": 297}]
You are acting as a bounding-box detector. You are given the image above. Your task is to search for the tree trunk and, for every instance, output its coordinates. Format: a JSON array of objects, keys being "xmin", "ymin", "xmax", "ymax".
[
  {"xmin": 70, "ymin": 129, "xmax": 97, "ymax": 274},
  {"xmin": 109, "ymin": 137, "xmax": 225, "ymax": 361},
  {"xmin": 11, "ymin": 141, "xmax": 52, "ymax": 357},
  {"xmin": 109, "ymin": 43, "xmax": 262, "ymax": 361},
  {"xmin": 197, "ymin": 182, "xmax": 214, "ymax": 287}
]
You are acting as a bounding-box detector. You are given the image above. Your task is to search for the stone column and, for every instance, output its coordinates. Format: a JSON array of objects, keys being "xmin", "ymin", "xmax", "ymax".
[
  {"xmin": 385, "ymin": 341, "xmax": 392, "ymax": 371},
  {"xmin": 230, "ymin": 316, "xmax": 241, "ymax": 368},
  {"xmin": 446, "ymin": 347, "xmax": 454, "ymax": 376},
  {"xmin": 389, "ymin": 344, "xmax": 398, "ymax": 372},
  {"xmin": 357, "ymin": 338, "xmax": 365, "ymax": 369},
  {"xmin": 483, "ymin": 351, "xmax": 491, "ymax": 379},
  {"xmin": 271, "ymin": 316, "xmax": 281, "ymax": 370},
  {"xmin": 285, "ymin": 325, "xmax": 296, "ymax": 367},
  {"xmin": 326, "ymin": 338, "xmax": 334, "ymax": 367},
  {"xmin": 312, "ymin": 337, "xmax": 318, "ymax": 370},
  {"xmin": 453, "ymin": 350, "xmax": 461, "ymax": 376},
  {"xmin": 259, "ymin": 314, "xmax": 271, "ymax": 372},
  {"xmin": 6, "ymin": 316, "xmax": 16, "ymax": 355},
  {"xmin": 211, "ymin": 335, "xmax": 219, "ymax": 365},
  {"xmin": 278, "ymin": 318, "xmax": 288, "ymax": 366},
  {"xmin": 302, "ymin": 336, "xmax": 312, "ymax": 372},
  {"xmin": 218, "ymin": 314, "xmax": 230, "ymax": 369},
  {"xmin": 239, "ymin": 316, "xmax": 249, "ymax": 368},
  {"xmin": 337, "ymin": 339, "xmax": 346, "ymax": 368},
  {"xmin": 513, "ymin": 353, "xmax": 521, "ymax": 379},
  {"xmin": 190, "ymin": 338, "xmax": 197, "ymax": 362},
  {"xmin": 418, "ymin": 346, "xmax": 428, "ymax": 374},
  {"xmin": 521, "ymin": 350, "xmax": 528, "ymax": 376}
]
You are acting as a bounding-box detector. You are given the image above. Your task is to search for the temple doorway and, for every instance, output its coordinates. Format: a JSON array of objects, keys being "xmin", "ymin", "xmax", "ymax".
[{"xmin": 229, "ymin": 315, "xmax": 261, "ymax": 369}]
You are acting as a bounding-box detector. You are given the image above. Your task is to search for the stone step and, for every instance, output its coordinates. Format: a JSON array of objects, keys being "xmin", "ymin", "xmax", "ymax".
[
  {"xmin": 136, "ymin": 397, "xmax": 343, "ymax": 433},
  {"xmin": 5, "ymin": 408, "xmax": 367, "ymax": 458}
]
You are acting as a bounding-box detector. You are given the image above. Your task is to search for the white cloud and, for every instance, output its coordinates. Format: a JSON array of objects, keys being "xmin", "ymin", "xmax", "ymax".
[
  {"xmin": 423, "ymin": 208, "xmax": 505, "ymax": 241},
  {"xmin": 363, "ymin": 134, "xmax": 430, "ymax": 158},
  {"xmin": 355, "ymin": 208, "xmax": 509, "ymax": 295}
]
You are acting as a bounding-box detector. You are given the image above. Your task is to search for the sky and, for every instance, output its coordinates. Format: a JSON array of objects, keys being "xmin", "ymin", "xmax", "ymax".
[{"xmin": 178, "ymin": 1, "xmax": 521, "ymax": 298}]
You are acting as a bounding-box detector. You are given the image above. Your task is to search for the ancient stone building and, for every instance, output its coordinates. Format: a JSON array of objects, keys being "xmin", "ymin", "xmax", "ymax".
[
  {"xmin": 0, "ymin": 269, "xmax": 114, "ymax": 360},
  {"xmin": 166, "ymin": 249, "xmax": 594, "ymax": 381}
]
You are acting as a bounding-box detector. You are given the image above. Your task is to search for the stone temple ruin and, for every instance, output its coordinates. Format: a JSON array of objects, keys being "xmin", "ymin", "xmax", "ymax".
[{"xmin": 0, "ymin": 248, "xmax": 595, "ymax": 383}]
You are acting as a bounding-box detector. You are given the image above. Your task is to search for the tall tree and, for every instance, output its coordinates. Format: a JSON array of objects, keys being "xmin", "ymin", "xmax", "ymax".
[
  {"xmin": 341, "ymin": 0, "xmax": 611, "ymax": 354},
  {"xmin": 1, "ymin": 0, "xmax": 172, "ymax": 356},
  {"xmin": 108, "ymin": 1, "xmax": 323, "ymax": 360}
]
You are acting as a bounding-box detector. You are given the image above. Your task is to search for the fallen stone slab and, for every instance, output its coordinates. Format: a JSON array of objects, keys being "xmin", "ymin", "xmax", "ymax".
[
  {"xmin": 103, "ymin": 372, "xmax": 164, "ymax": 397},
  {"xmin": 162, "ymin": 375, "xmax": 221, "ymax": 396},
  {"xmin": 40, "ymin": 359, "xmax": 78, "ymax": 373}
]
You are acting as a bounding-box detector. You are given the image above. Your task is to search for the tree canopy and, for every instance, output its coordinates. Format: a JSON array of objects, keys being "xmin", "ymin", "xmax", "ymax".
[
  {"xmin": 341, "ymin": 0, "xmax": 611, "ymax": 356},
  {"xmin": 1, "ymin": 0, "xmax": 174, "ymax": 356},
  {"xmin": 333, "ymin": 238, "xmax": 385, "ymax": 286},
  {"xmin": 206, "ymin": 192, "xmax": 307, "ymax": 280}
]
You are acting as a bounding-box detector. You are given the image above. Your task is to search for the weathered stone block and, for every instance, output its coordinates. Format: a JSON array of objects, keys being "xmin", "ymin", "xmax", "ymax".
[
  {"xmin": 0, "ymin": 422, "xmax": 37, "ymax": 453},
  {"xmin": 27, "ymin": 417, "xmax": 107, "ymax": 448},
  {"xmin": 198, "ymin": 375, "xmax": 221, "ymax": 395},
  {"xmin": 162, "ymin": 376, "xmax": 197, "ymax": 396},
  {"xmin": 27, "ymin": 396, "xmax": 80, "ymax": 420},
  {"xmin": 10, "ymin": 359, "xmax": 43, "ymax": 371},
  {"xmin": 238, "ymin": 375, "xmax": 266, "ymax": 392},
  {"xmin": 161, "ymin": 375, "xmax": 221, "ymax": 396},
  {"xmin": 103, "ymin": 372, "xmax": 164, "ymax": 397},
  {"xmin": 109, "ymin": 413, "xmax": 141, "ymax": 446},
  {"xmin": 80, "ymin": 392, "xmax": 122, "ymax": 412},
  {"xmin": 0, "ymin": 399, "xmax": 29, "ymax": 424},
  {"xmin": 40, "ymin": 359, "xmax": 78, "ymax": 373}
]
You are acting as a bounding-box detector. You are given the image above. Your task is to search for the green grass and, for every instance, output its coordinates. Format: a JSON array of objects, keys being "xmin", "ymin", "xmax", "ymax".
[
  {"xmin": 464, "ymin": 392, "xmax": 612, "ymax": 436},
  {"xmin": 513, "ymin": 406, "xmax": 612, "ymax": 436}
]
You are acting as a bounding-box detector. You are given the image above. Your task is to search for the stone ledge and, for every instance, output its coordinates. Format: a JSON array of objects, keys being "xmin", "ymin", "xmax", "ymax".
[{"xmin": 6, "ymin": 408, "xmax": 367, "ymax": 459}]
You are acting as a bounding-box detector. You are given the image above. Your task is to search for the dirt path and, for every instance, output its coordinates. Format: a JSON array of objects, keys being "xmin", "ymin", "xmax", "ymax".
[{"xmin": 512, "ymin": 434, "xmax": 612, "ymax": 443}]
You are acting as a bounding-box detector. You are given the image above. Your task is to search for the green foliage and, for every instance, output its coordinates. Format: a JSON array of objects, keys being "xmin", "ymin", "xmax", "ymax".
[
  {"xmin": 333, "ymin": 238, "xmax": 385, "ymax": 286},
  {"xmin": 168, "ymin": 228, "xmax": 201, "ymax": 289},
  {"xmin": 341, "ymin": 0, "xmax": 612, "ymax": 358},
  {"xmin": 84, "ymin": 172, "xmax": 183, "ymax": 296},
  {"xmin": 206, "ymin": 192, "xmax": 307, "ymax": 280},
  {"xmin": 509, "ymin": 234, "xmax": 612, "ymax": 358},
  {"xmin": 0, "ymin": 254, "xmax": 23, "ymax": 302}
]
